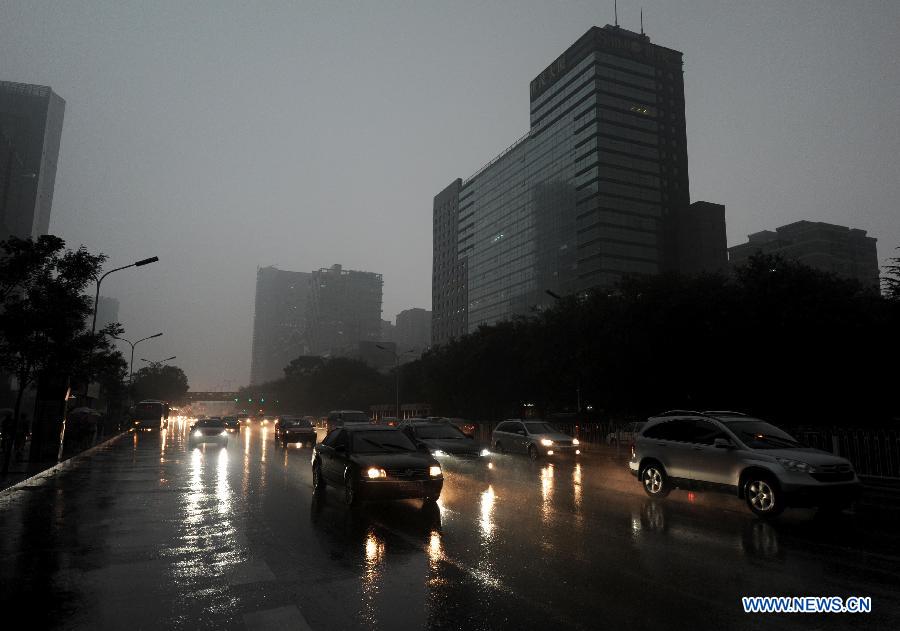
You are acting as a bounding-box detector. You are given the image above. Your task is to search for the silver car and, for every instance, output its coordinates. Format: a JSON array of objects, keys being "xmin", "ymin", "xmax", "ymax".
[
  {"xmin": 491, "ymin": 419, "xmax": 581, "ymax": 460},
  {"xmin": 188, "ymin": 418, "xmax": 228, "ymax": 448},
  {"xmin": 629, "ymin": 411, "xmax": 861, "ymax": 517}
]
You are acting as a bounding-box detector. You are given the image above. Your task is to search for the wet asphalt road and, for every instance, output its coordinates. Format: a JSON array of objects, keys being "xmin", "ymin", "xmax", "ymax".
[{"xmin": 1, "ymin": 420, "xmax": 899, "ymax": 630}]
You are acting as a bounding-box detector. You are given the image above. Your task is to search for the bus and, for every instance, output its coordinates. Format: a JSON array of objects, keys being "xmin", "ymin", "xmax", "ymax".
[{"xmin": 131, "ymin": 400, "xmax": 170, "ymax": 430}]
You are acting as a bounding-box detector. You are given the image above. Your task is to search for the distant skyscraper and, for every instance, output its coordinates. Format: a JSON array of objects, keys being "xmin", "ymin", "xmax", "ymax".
[
  {"xmin": 0, "ymin": 81, "xmax": 65, "ymax": 241},
  {"xmin": 95, "ymin": 296, "xmax": 120, "ymax": 332},
  {"xmin": 729, "ymin": 221, "xmax": 879, "ymax": 288},
  {"xmin": 250, "ymin": 267, "xmax": 312, "ymax": 385},
  {"xmin": 381, "ymin": 319, "xmax": 396, "ymax": 343},
  {"xmin": 432, "ymin": 25, "xmax": 726, "ymax": 345},
  {"xmin": 395, "ymin": 308, "xmax": 431, "ymax": 352},
  {"xmin": 306, "ymin": 264, "xmax": 383, "ymax": 356}
]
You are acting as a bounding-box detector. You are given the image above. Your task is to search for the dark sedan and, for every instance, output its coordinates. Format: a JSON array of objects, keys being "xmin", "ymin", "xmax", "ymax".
[
  {"xmin": 398, "ymin": 420, "xmax": 489, "ymax": 458},
  {"xmin": 312, "ymin": 425, "xmax": 443, "ymax": 506},
  {"xmin": 274, "ymin": 416, "xmax": 317, "ymax": 446},
  {"xmin": 222, "ymin": 416, "xmax": 241, "ymax": 432}
]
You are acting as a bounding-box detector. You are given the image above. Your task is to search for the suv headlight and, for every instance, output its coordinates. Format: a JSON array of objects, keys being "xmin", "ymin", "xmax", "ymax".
[
  {"xmin": 540, "ymin": 439, "xmax": 554, "ymax": 447},
  {"xmin": 193, "ymin": 430, "xmax": 202, "ymax": 438},
  {"xmin": 366, "ymin": 467, "xmax": 387, "ymax": 479},
  {"xmin": 572, "ymin": 438, "xmax": 580, "ymax": 446},
  {"xmin": 429, "ymin": 465, "xmax": 442, "ymax": 477},
  {"xmin": 776, "ymin": 457, "xmax": 816, "ymax": 473},
  {"xmin": 480, "ymin": 448, "xmax": 490, "ymax": 457}
]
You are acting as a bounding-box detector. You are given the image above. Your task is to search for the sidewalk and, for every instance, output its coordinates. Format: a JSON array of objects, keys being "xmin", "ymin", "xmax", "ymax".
[{"xmin": 0, "ymin": 431, "xmax": 127, "ymax": 492}]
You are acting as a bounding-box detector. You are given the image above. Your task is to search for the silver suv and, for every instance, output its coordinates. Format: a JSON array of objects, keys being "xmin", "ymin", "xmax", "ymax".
[{"xmin": 629, "ymin": 411, "xmax": 861, "ymax": 517}]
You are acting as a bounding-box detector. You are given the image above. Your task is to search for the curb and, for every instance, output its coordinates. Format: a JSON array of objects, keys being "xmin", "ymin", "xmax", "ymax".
[{"xmin": 0, "ymin": 431, "xmax": 128, "ymax": 496}]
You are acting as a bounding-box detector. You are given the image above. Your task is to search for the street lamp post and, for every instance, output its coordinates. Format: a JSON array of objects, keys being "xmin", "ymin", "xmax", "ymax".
[
  {"xmin": 113, "ymin": 333, "xmax": 163, "ymax": 383},
  {"xmin": 90, "ymin": 256, "xmax": 159, "ymax": 338},
  {"xmin": 376, "ymin": 345, "xmax": 417, "ymax": 420},
  {"xmin": 141, "ymin": 355, "xmax": 176, "ymax": 365}
]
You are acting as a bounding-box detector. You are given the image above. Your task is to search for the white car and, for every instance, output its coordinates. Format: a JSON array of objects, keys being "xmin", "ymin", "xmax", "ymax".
[{"xmin": 188, "ymin": 418, "xmax": 228, "ymax": 448}]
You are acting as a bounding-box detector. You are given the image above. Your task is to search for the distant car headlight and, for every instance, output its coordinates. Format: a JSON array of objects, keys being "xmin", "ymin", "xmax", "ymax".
[
  {"xmin": 572, "ymin": 438, "xmax": 580, "ymax": 446},
  {"xmin": 432, "ymin": 449, "xmax": 446, "ymax": 457},
  {"xmin": 480, "ymin": 448, "xmax": 490, "ymax": 457},
  {"xmin": 776, "ymin": 457, "xmax": 816, "ymax": 473},
  {"xmin": 366, "ymin": 467, "xmax": 387, "ymax": 479},
  {"xmin": 429, "ymin": 465, "xmax": 442, "ymax": 477},
  {"xmin": 540, "ymin": 439, "xmax": 554, "ymax": 447},
  {"xmin": 193, "ymin": 430, "xmax": 202, "ymax": 438}
]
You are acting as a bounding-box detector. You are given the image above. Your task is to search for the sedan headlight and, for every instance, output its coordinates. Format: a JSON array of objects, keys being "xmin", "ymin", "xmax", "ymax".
[
  {"xmin": 429, "ymin": 465, "xmax": 442, "ymax": 477},
  {"xmin": 432, "ymin": 449, "xmax": 446, "ymax": 457},
  {"xmin": 540, "ymin": 438, "xmax": 554, "ymax": 447},
  {"xmin": 366, "ymin": 467, "xmax": 387, "ymax": 479},
  {"xmin": 572, "ymin": 438, "xmax": 580, "ymax": 446},
  {"xmin": 776, "ymin": 457, "xmax": 816, "ymax": 473},
  {"xmin": 480, "ymin": 448, "xmax": 490, "ymax": 457}
]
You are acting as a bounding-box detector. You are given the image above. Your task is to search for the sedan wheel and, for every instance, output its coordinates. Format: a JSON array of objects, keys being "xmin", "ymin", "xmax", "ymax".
[
  {"xmin": 528, "ymin": 445, "xmax": 539, "ymax": 461},
  {"xmin": 344, "ymin": 475, "xmax": 359, "ymax": 506},
  {"xmin": 494, "ymin": 441, "xmax": 505, "ymax": 454},
  {"xmin": 312, "ymin": 463, "xmax": 325, "ymax": 494},
  {"xmin": 641, "ymin": 464, "xmax": 671, "ymax": 497},
  {"xmin": 745, "ymin": 477, "xmax": 784, "ymax": 517}
]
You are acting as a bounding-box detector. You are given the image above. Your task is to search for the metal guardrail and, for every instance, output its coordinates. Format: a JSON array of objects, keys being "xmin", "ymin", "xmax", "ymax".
[{"xmin": 469, "ymin": 420, "xmax": 900, "ymax": 480}]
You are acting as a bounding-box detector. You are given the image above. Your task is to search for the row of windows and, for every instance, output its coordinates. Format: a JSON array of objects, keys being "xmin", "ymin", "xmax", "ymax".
[
  {"xmin": 530, "ymin": 67, "xmax": 596, "ymax": 123},
  {"xmin": 596, "ymin": 53, "xmax": 656, "ymax": 78},
  {"xmin": 578, "ymin": 179, "xmax": 662, "ymax": 203},
  {"xmin": 577, "ymin": 208, "xmax": 660, "ymax": 232},
  {"xmin": 596, "ymin": 107, "xmax": 658, "ymax": 132},
  {"xmin": 577, "ymin": 237, "xmax": 659, "ymax": 263},
  {"xmin": 596, "ymin": 76, "xmax": 657, "ymax": 104},
  {"xmin": 576, "ymin": 164, "xmax": 661, "ymax": 189},
  {"xmin": 530, "ymin": 53, "xmax": 598, "ymax": 111},
  {"xmin": 596, "ymin": 92, "xmax": 658, "ymax": 118},
  {"xmin": 576, "ymin": 224, "xmax": 659, "ymax": 246}
]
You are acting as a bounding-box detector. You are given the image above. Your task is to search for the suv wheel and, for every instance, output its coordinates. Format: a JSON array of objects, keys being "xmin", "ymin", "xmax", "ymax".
[
  {"xmin": 494, "ymin": 441, "xmax": 505, "ymax": 454},
  {"xmin": 745, "ymin": 476, "xmax": 784, "ymax": 518},
  {"xmin": 641, "ymin": 463, "xmax": 671, "ymax": 498}
]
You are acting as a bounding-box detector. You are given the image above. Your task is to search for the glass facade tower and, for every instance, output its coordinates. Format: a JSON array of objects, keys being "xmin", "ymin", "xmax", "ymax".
[{"xmin": 433, "ymin": 25, "xmax": 704, "ymax": 344}]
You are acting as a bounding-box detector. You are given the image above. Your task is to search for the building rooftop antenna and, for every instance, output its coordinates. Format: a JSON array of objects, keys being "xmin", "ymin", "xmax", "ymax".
[
  {"xmin": 614, "ymin": 0, "xmax": 618, "ymax": 26},
  {"xmin": 641, "ymin": 8, "xmax": 644, "ymax": 34}
]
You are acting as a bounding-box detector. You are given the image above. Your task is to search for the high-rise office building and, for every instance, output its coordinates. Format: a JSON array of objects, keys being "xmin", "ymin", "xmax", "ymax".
[
  {"xmin": 250, "ymin": 267, "xmax": 312, "ymax": 385},
  {"xmin": 306, "ymin": 264, "xmax": 383, "ymax": 356},
  {"xmin": 729, "ymin": 221, "xmax": 879, "ymax": 288},
  {"xmin": 395, "ymin": 308, "xmax": 431, "ymax": 352},
  {"xmin": 1, "ymin": 81, "xmax": 65, "ymax": 241},
  {"xmin": 432, "ymin": 25, "xmax": 725, "ymax": 345}
]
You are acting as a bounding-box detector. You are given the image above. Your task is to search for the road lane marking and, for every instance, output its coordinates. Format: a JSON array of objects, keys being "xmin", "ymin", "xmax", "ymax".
[{"xmin": 242, "ymin": 605, "xmax": 313, "ymax": 631}]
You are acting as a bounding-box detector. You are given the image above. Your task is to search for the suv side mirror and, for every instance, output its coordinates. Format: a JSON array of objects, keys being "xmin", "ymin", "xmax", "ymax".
[{"xmin": 714, "ymin": 438, "xmax": 733, "ymax": 449}]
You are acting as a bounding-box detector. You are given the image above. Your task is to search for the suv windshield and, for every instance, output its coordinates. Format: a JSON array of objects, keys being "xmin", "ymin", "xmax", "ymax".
[
  {"xmin": 352, "ymin": 430, "xmax": 416, "ymax": 453},
  {"xmin": 724, "ymin": 419, "xmax": 803, "ymax": 449},
  {"xmin": 415, "ymin": 424, "xmax": 466, "ymax": 439},
  {"xmin": 525, "ymin": 422, "xmax": 558, "ymax": 435}
]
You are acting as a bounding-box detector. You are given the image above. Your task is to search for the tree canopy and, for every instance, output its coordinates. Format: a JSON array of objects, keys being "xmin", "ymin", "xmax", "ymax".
[{"xmin": 131, "ymin": 363, "xmax": 190, "ymax": 403}]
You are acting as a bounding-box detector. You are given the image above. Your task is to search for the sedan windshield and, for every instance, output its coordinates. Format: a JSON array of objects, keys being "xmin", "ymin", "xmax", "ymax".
[
  {"xmin": 415, "ymin": 424, "xmax": 466, "ymax": 439},
  {"xmin": 195, "ymin": 420, "xmax": 224, "ymax": 428},
  {"xmin": 525, "ymin": 422, "xmax": 559, "ymax": 435},
  {"xmin": 352, "ymin": 430, "xmax": 417, "ymax": 453},
  {"xmin": 285, "ymin": 420, "xmax": 313, "ymax": 428},
  {"xmin": 725, "ymin": 420, "xmax": 803, "ymax": 449}
]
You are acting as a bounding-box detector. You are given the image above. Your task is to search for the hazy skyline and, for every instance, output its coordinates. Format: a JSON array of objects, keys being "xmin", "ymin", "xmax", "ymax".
[{"xmin": 2, "ymin": 1, "xmax": 898, "ymax": 390}]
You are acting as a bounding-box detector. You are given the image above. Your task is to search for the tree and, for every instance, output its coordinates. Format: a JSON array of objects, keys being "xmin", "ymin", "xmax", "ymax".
[
  {"xmin": 884, "ymin": 247, "xmax": 900, "ymax": 300},
  {"xmin": 130, "ymin": 363, "xmax": 189, "ymax": 403},
  {"xmin": 0, "ymin": 235, "xmax": 115, "ymax": 471}
]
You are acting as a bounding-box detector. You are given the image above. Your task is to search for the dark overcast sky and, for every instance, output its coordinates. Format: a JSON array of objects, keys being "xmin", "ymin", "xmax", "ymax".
[{"xmin": 2, "ymin": 1, "xmax": 898, "ymax": 390}]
